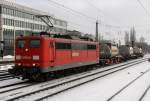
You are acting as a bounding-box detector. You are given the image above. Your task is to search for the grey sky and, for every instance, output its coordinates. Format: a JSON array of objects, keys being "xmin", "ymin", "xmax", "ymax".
[{"xmin": 15, "ymin": 0, "xmax": 150, "ymax": 44}]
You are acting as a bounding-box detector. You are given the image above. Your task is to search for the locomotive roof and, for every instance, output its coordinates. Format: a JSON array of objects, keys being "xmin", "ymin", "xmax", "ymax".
[
  {"xmin": 16, "ymin": 35, "xmax": 98, "ymax": 44},
  {"xmin": 16, "ymin": 31, "xmax": 96, "ymax": 43}
]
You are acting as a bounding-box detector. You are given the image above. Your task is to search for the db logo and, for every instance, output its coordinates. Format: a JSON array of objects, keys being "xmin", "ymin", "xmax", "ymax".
[
  {"xmin": 72, "ymin": 52, "xmax": 79, "ymax": 57},
  {"xmin": 22, "ymin": 56, "xmax": 31, "ymax": 59}
]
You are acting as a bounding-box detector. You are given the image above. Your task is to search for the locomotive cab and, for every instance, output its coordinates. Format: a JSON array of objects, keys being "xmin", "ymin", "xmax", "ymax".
[
  {"xmin": 9, "ymin": 36, "xmax": 53, "ymax": 80},
  {"xmin": 15, "ymin": 37, "xmax": 42, "ymax": 67}
]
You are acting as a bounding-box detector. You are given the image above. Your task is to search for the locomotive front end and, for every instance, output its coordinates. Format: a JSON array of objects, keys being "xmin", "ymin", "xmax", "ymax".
[{"xmin": 8, "ymin": 36, "xmax": 44, "ymax": 80}]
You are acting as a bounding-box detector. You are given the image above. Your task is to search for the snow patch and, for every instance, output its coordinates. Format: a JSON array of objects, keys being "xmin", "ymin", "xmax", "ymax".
[
  {"xmin": 0, "ymin": 65, "xmax": 13, "ymax": 70},
  {"xmin": 3, "ymin": 55, "xmax": 14, "ymax": 59}
]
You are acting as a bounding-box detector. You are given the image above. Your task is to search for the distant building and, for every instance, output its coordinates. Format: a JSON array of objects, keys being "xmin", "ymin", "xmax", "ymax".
[
  {"xmin": 5, "ymin": 0, "xmax": 16, "ymax": 3},
  {"xmin": 0, "ymin": 0, "xmax": 67, "ymax": 55}
]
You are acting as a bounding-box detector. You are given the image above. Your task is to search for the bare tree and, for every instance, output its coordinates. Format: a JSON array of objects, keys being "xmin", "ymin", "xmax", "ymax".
[
  {"xmin": 140, "ymin": 36, "xmax": 145, "ymax": 43},
  {"xmin": 124, "ymin": 31, "xmax": 129, "ymax": 45},
  {"xmin": 130, "ymin": 27, "xmax": 136, "ymax": 47}
]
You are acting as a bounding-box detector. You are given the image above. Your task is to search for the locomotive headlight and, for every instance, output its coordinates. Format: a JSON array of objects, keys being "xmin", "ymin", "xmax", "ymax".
[
  {"xmin": 18, "ymin": 63, "xmax": 21, "ymax": 66},
  {"xmin": 16, "ymin": 55, "xmax": 21, "ymax": 60},
  {"xmin": 32, "ymin": 63, "xmax": 36, "ymax": 66},
  {"xmin": 32, "ymin": 55, "xmax": 39, "ymax": 60}
]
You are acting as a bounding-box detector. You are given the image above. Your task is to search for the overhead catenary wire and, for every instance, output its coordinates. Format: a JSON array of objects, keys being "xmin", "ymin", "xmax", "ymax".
[
  {"xmin": 85, "ymin": 0, "xmax": 132, "ymax": 30},
  {"xmin": 86, "ymin": 0, "xmax": 150, "ymax": 30},
  {"xmin": 46, "ymin": 0, "xmax": 128, "ymax": 30},
  {"xmin": 46, "ymin": 0, "xmax": 100, "ymax": 32},
  {"xmin": 85, "ymin": 0, "xmax": 121, "ymax": 25},
  {"xmin": 137, "ymin": 0, "xmax": 150, "ymax": 17},
  {"xmin": 44, "ymin": 0, "xmax": 98, "ymax": 33},
  {"xmin": 46, "ymin": 0, "xmax": 150, "ymax": 40},
  {"xmin": 47, "ymin": 0, "xmax": 97, "ymax": 22},
  {"xmin": 68, "ymin": 20, "xmax": 94, "ymax": 29}
]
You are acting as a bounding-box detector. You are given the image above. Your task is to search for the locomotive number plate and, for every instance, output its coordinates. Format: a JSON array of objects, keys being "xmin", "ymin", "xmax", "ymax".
[
  {"xmin": 72, "ymin": 52, "xmax": 79, "ymax": 57},
  {"xmin": 22, "ymin": 56, "xmax": 32, "ymax": 60}
]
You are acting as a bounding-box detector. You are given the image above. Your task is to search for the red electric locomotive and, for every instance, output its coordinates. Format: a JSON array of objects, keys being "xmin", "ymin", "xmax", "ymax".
[{"xmin": 9, "ymin": 32, "xmax": 99, "ymax": 81}]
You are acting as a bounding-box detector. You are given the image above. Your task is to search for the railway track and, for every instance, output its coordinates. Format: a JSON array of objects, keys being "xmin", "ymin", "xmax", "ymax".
[
  {"xmin": 0, "ymin": 72, "xmax": 9, "ymax": 75},
  {"xmin": 0, "ymin": 63, "xmax": 14, "ymax": 81},
  {"xmin": 0, "ymin": 75, "xmax": 12, "ymax": 79},
  {"xmin": 0, "ymin": 73, "xmax": 13, "ymax": 81},
  {"xmin": 0, "ymin": 81, "xmax": 36, "ymax": 94},
  {"xmin": 0, "ymin": 71, "xmax": 12, "ymax": 81},
  {"xmin": 0, "ymin": 77, "xmax": 13, "ymax": 82},
  {"xmin": 0, "ymin": 58, "xmax": 147, "ymax": 101},
  {"xmin": 106, "ymin": 68, "xmax": 150, "ymax": 101},
  {"xmin": 0, "ymin": 60, "xmax": 13, "ymax": 64},
  {"xmin": 0, "ymin": 63, "xmax": 13, "ymax": 69},
  {"xmin": 138, "ymin": 83, "xmax": 150, "ymax": 101}
]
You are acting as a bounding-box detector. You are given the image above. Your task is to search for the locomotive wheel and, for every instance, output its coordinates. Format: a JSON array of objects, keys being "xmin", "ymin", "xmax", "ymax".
[
  {"xmin": 31, "ymin": 73, "xmax": 45, "ymax": 82},
  {"xmin": 43, "ymin": 73, "xmax": 52, "ymax": 81}
]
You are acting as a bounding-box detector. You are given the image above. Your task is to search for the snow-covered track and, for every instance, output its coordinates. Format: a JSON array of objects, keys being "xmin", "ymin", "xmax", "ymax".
[
  {"xmin": 0, "ymin": 63, "xmax": 13, "ymax": 66},
  {"xmin": 0, "ymin": 73, "xmax": 12, "ymax": 81},
  {"xmin": 0, "ymin": 72, "xmax": 9, "ymax": 76},
  {"xmin": 0, "ymin": 74, "xmax": 12, "ymax": 79},
  {"xmin": 0, "ymin": 61, "xmax": 13, "ymax": 64},
  {"xmin": 1, "ymin": 58, "xmax": 147, "ymax": 101},
  {"xmin": 138, "ymin": 84, "xmax": 150, "ymax": 101},
  {"xmin": 0, "ymin": 77, "xmax": 14, "ymax": 81},
  {"xmin": 0, "ymin": 70, "xmax": 8, "ymax": 73},
  {"xmin": 0, "ymin": 81, "xmax": 28, "ymax": 89},
  {"xmin": 34, "ymin": 59, "xmax": 148, "ymax": 101},
  {"xmin": 0, "ymin": 63, "xmax": 14, "ymax": 81},
  {"xmin": 0, "ymin": 82, "xmax": 35, "ymax": 94},
  {"xmin": 106, "ymin": 68, "xmax": 150, "ymax": 101},
  {"xmin": 0, "ymin": 70, "xmax": 13, "ymax": 81},
  {"xmin": 0, "ymin": 63, "xmax": 14, "ymax": 70}
]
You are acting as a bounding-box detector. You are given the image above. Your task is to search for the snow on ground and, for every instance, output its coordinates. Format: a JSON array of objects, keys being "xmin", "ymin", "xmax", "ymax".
[
  {"xmin": 0, "ymin": 55, "xmax": 14, "ymax": 61},
  {"xmin": 48, "ymin": 61, "xmax": 150, "ymax": 101},
  {"xmin": 0, "ymin": 65, "xmax": 13, "ymax": 70},
  {"xmin": 3, "ymin": 55, "xmax": 14, "ymax": 59},
  {"xmin": 142, "ymin": 86, "xmax": 150, "ymax": 101},
  {"xmin": 0, "ymin": 55, "xmax": 14, "ymax": 70},
  {"xmin": 111, "ymin": 67, "xmax": 150, "ymax": 101},
  {"xmin": 0, "ymin": 78, "xmax": 23, "ymax": 87}
]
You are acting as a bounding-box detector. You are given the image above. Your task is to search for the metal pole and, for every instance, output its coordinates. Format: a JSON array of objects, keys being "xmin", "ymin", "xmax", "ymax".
[
  {"xmin": 0, "ymin": 11, "xmax": 4, "ymax": 59},
  {"xmin": 96, "ymin": 20, "xmax": 98, "ymax": 41},
  {"xmin": 13, "ymin": 22, "xmax": 15, "ymax": 56}
]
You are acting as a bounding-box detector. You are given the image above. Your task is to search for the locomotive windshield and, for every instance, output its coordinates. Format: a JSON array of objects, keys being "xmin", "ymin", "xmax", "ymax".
[
  {"xmin": 17, "ymin": 40, "xmax": 25, "ymax": 48},
  {"xmin": 30, "ymin": 40, "xmax": 40, "ymax": 48}
]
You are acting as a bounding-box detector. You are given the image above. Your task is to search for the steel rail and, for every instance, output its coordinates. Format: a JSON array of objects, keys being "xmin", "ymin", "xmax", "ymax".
[
  {"xmin": 106, "ymin": 68, "xmax": 150, "ymax": 101},
  {"xmin": 138, "ymin": 84, "xmax": 150, "ymax": 101}
]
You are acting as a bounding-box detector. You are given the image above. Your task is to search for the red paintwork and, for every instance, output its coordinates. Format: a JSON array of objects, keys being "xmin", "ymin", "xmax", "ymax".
[{"xmin": 15, "ymin": 36, "xmax": 99, "ymax": 72}]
